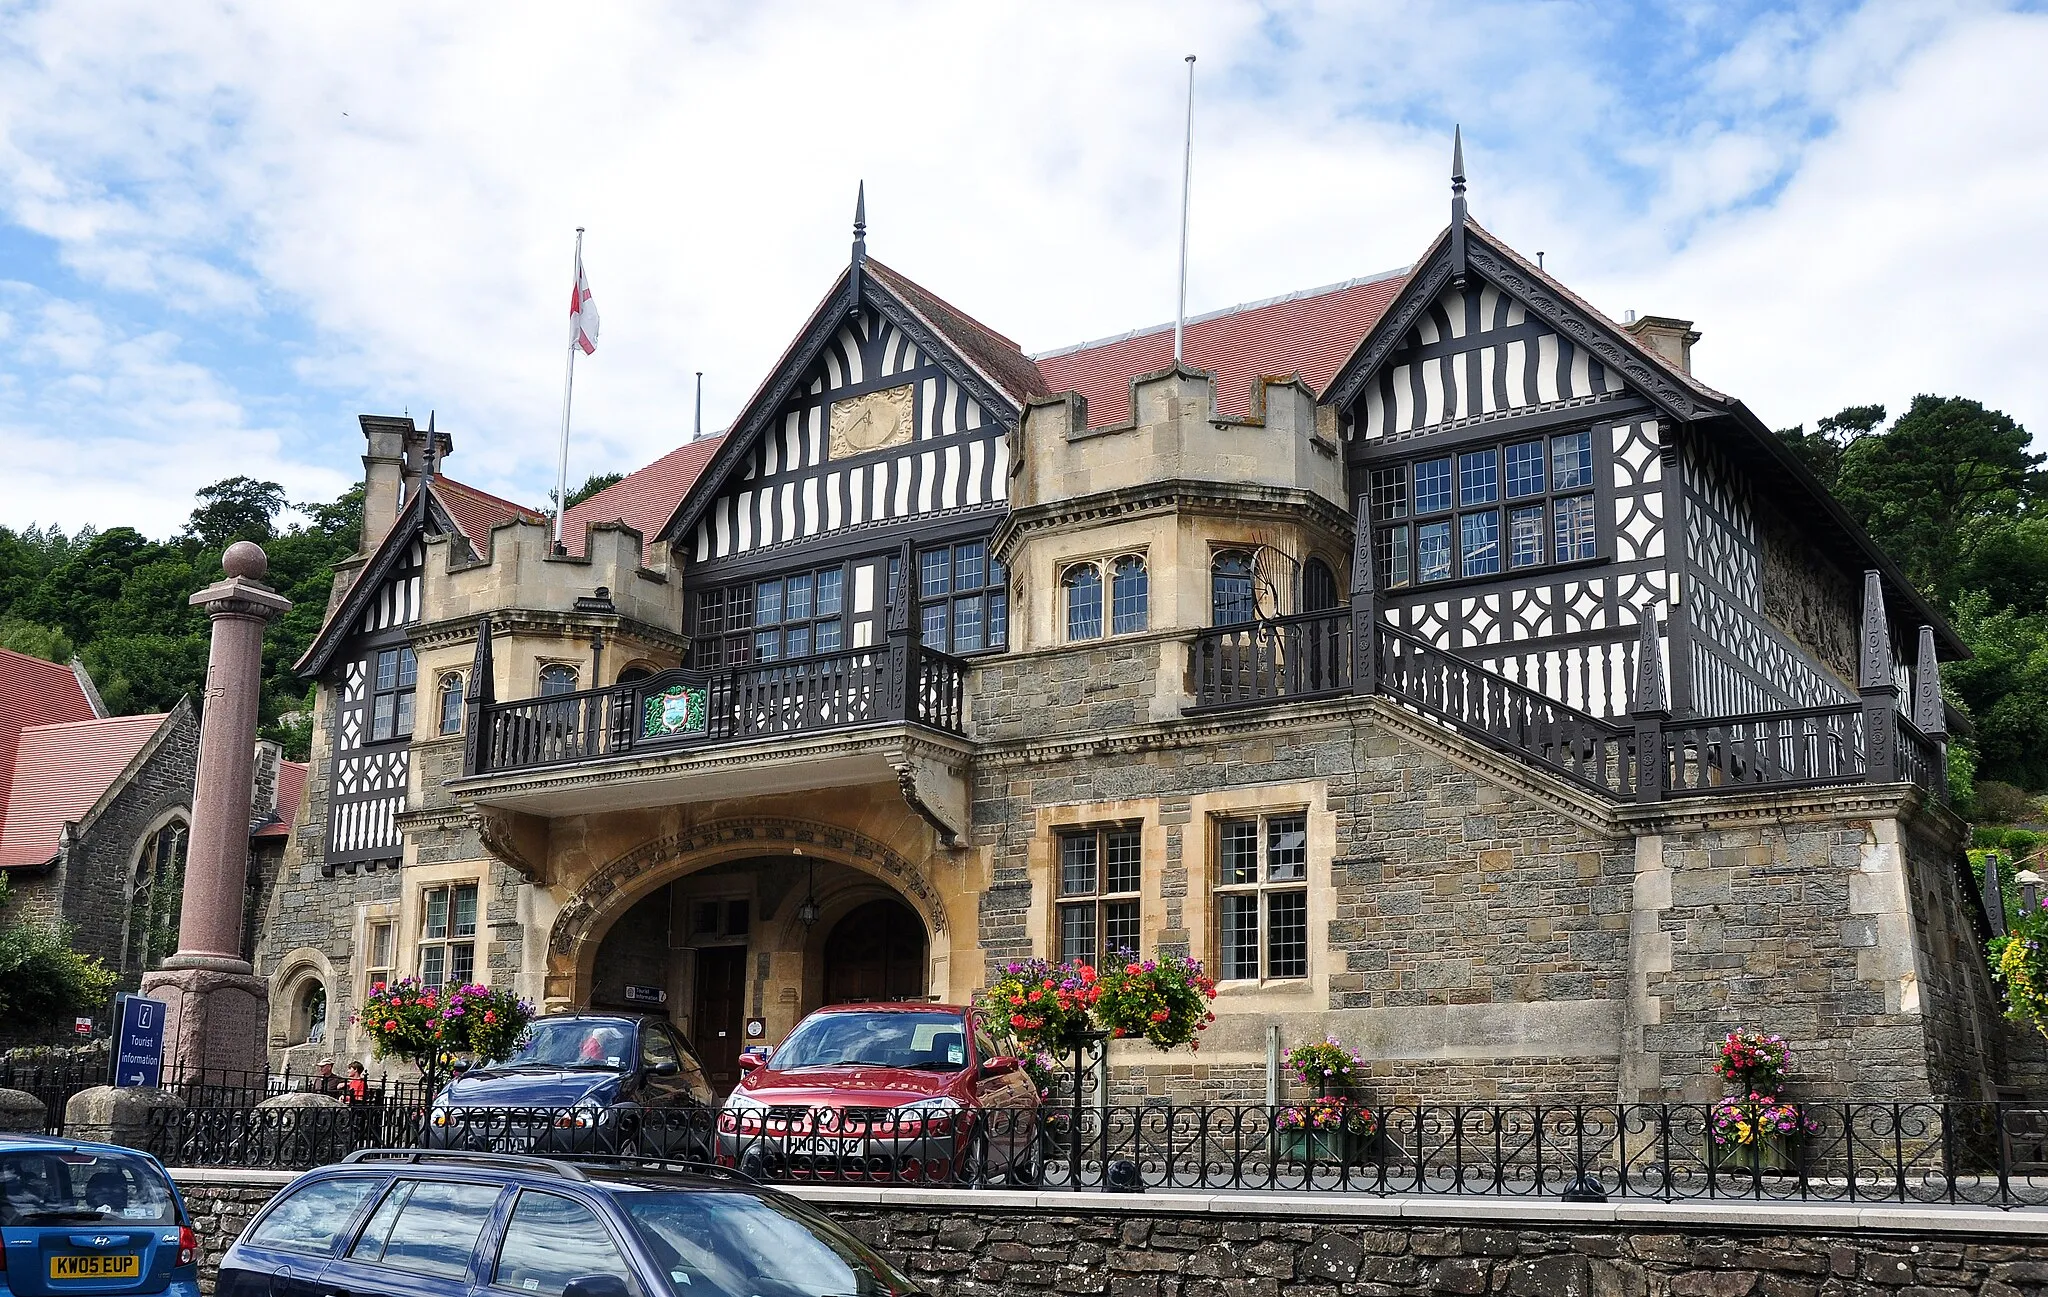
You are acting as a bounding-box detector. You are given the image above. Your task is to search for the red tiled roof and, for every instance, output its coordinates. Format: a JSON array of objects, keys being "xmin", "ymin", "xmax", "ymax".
[
  {"xmin": 0, "ymin": 649, "xmax": 102, "ymax": 863},
  {"xmin": 868, "ymin": 260, "xmax": 1047, "ymax": 403},
  {"xmin": 561, "ymin": 434, "xmax": 728, "ymax": 562},
  {"xmin": 0, "ymin": 713, "xmax": 167, "ymax": 868},
  {"xmin": 254, "ymin": 759, "xmax": 307, "ymax": 839},
  {"xmin": 432, "ymin": 477, "xmax": 548, "ymax": 550},
  {"xmin": 1033, "ymin": 270, "xmax": 1409, "ymax": 429}
]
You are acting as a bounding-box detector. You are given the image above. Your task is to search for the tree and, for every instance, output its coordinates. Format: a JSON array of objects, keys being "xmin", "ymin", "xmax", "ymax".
[
  {"xmin": 1832, "ymin": 396, "xmax": 2042, "ymax": 605},
  {"xmin": 0, "ymin": 615, "xmax": 75, "ymax": 664},
  {"xmin": 185, "ymin": 477, "xmax": 286, "ymax": 549},
  {"xmin": 0, "ymin": 920, "xmax": 117, "ymax": 1036},
  {"xmin": 1775, "ymin": 404, "xmax": 1886, "ymax": 492},
  {"xmin": 554, "ymin": 472, "xmax": 626, "ymax": 511},
  {"xmin": 1945, "ymin": 592, "xmax": 2048, "ymax": 793}
]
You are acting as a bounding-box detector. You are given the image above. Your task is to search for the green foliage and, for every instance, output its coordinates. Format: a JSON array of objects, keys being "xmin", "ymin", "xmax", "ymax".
[
  {"xmin": 0, "ymin": 615, "xmax": 75, "ymax": 664},
  {"xmin": 1775, "ymin": 404, "xmax": 1886, "ymax": 492},
  {"xmin": 561, "ymin": 472, "xmax": 625, "ymax": 509},
  {"xmin": 1975, "ymin": 825, "xmax": 2010, "ymax": 851},
  {"xmin": 2004, "ymin": 829, "xmax": 2042, "ymax": 864},
  {"xmin": 0, "ymin": 480, "xmax": 361, "ymax": 759},
  {"xmin": 0, "ymin": 922, "xmax": 118, "ymax": 1034},
  {"xmin": 1832, "ymin": 395, "xmax": 2043, "ymax": 607}
]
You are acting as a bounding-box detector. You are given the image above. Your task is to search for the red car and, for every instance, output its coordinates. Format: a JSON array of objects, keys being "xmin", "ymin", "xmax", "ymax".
[{"xmin": 717, "ymin": 1003, "xmax": 1043, "ymax": 1185}]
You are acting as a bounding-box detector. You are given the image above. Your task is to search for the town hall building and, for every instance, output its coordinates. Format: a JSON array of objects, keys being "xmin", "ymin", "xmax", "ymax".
[{"xmin": 255, "ymin": 153, "xmax": 1999, "ymax": 1105}]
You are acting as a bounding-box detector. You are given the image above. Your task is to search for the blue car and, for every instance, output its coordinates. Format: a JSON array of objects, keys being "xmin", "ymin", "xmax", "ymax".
[
  {"xmin": 0, "ymin": 1134, "xmax": 200, "ymax": 1297},
  {"xmin": 217, "ymin": 1149, "xmax": 930, "ymax": 1297}
]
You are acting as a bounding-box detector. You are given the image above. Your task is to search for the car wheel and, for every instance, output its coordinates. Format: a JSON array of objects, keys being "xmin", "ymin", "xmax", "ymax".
[{"xmin": 960, "ymin": 1132, "xmax": 992, "ymax": 1189}]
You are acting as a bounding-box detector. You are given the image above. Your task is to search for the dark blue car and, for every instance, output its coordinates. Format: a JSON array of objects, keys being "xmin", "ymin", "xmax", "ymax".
[
  {"xmin": 428, "ymin": 1016, "xmax": 718, "ymax": 1155},
  {"xmin": 216, "ymin": 1150, "xmax": 928, "ymax": 1297},
  {"xmin": 0, "ymin": 1134, "xmax": 200, "ymax": 1297}
]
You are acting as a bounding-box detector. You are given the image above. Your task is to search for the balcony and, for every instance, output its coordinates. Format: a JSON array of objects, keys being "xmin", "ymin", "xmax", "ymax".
[
  {"xmin": 1186, "ymin": 613, "xmax": 1951, "ymax": 810},
  {"xmin": 450, "ymin": 638, "xmax": 972, "ymax": 825}
]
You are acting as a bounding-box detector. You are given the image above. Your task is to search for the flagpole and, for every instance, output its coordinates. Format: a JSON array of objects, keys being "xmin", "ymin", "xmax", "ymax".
[
  {"xmin": 553, "ymin": 227, "xmax": 584, "ymax": 548},
  {"xmin": 1174, "ymin": 55, "xmax": 1196, "ymax": 367}
]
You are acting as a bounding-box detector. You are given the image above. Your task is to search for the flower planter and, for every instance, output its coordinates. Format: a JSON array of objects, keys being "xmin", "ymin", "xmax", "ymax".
[
  {"xmin": 1708, "ymin": 1131, "xmax": 1799, "ymax": 1174},
  {"xmin": 1278, "ymin": 1127, "xmax": 1381, "ymax": 1165}
]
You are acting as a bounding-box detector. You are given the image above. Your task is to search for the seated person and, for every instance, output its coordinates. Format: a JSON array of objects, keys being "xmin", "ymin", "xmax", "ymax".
[
  {"xmin": 83, "ymin": 1171, "xmax": 127, "ymax": 1216},
  {"xmin": 579, "ymin": 1028, "xmax": 622, "ymax": 1065}
]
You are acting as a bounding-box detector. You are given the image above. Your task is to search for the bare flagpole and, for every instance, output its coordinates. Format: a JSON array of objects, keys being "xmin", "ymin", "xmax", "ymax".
[
  {"xmin": 553, "ymin": 227, "xmax": 585, "ymax": 547},
  {"xmin": 1174, "ymin": 54, "xmax": 1196, "ymax": 367}
]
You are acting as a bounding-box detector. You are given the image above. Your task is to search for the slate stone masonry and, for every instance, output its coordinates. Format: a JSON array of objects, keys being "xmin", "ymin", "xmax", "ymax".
[{"xmin": 169, "ymin": 1173, "xmax": 2048, "ymax": 1297}]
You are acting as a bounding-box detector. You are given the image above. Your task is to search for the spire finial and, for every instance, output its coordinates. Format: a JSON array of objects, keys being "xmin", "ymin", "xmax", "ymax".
[
  {"xmin": 422, "ymin": 409, "xmax": 437, "ymax": 486},
  {"xmin": 1449, "ymin": 125, "xmax": 1469, "ymax": 286},
  {"xmin": 852, "ymin": 180, "xmax": 867, "ymax": 260}
]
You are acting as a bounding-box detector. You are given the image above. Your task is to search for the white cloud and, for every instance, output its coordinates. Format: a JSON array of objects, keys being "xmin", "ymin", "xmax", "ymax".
[{"xmin": 0, "ymin": 0, "xmax": 2040, "ymax": 538}]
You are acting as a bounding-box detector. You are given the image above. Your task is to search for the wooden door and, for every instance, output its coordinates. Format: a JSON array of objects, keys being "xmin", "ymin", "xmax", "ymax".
[
  {"xmin": 822, "ymin": 900, "xmax": 927, "ymax": 1004},
  {"xmin": 691, "ymin": 946, "xmax": 748, "ymax": 1092}
]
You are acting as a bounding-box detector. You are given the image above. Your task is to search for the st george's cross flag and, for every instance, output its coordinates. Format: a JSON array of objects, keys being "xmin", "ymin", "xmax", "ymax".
[{"xmin": 569, "ymin": 250, "xmax": 600, "ymax": 355}]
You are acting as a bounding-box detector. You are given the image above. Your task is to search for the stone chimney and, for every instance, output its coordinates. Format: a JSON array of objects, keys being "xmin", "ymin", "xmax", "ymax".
[
  {"xmin": 1623, "ymin": 315, "xmax": 1701, "ymax": 375},
  {"xmin": 250, "ymin": 740, "xmax": 283, "ymax": 821},
  {"xmin": 359, "ymin": 414, "xmax": 414, "ymax": 555}
]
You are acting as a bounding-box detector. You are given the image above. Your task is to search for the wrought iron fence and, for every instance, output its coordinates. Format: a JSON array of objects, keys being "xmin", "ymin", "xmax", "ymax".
[
  {"xmin": 139, "ymin": 1099, "xmax": 2048, "ymax": 1209},
  {"xmin": 3, "ymin": 1054, "xmax": 434, "ymax": 1136}
]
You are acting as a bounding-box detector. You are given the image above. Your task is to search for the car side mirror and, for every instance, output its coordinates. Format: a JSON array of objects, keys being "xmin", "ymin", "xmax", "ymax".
[
  {"xmin": 737, "ymin": 1054, "xmax": 763, "ymax": 1073},
  {"xmin": 650, "ymin": 1060, "xmax": 679, "ymax": 1077},
  {"xmin": 563, "ymin": 1276, "xmax": 629, "ymax": 1297},
  {"xmin": 982, "ymin": 1055, "xmax": 1022, "ymax": 1076}
]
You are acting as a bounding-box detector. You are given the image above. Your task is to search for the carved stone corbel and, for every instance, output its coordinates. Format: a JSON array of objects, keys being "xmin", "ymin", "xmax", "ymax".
[
  {"xmin": 885, "ymin": 746, "xmax": 968, "ymax": 850},
  {"xmin": 467, "ymin": 805, "xmax": 550, "ymax": 883}
]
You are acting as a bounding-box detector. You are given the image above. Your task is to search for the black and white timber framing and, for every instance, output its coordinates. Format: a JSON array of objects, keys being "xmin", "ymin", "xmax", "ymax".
[{"xmin": 1327, "ymin": 215, "xmax": 1958, "ymax": 721}]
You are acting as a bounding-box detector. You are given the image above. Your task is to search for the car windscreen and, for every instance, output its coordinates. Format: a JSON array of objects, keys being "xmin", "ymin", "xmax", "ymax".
[
  {"xmin": 503, "ymin": 1020, "xmax": 632, "ymax": 1069},
  {"xmin": 767, "ymin": 1012, "xmax": 968, "ymax": 1072},
  {"xmin": 0, "ymin": 1149, "xmax": 178, "ymax": 1225},
  {"xmin": 618, "ymin": 1189, "xmax": 923, "ymax": 1297}
]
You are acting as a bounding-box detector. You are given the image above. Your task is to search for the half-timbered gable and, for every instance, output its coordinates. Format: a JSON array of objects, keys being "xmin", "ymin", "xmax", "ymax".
[{"xmin": 663, "ymin": 246, "xmax": 1039, "ymax": 666}]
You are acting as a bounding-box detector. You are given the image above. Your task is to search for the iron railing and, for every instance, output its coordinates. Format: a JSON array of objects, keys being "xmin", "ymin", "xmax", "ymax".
[
  {"xmin": 3, "ymin": 1054, "xmax": 433, "ymax": 1136},
  {"xmin": 140, "ymin": 1100, "xmax": 2048, "ymax": 1209},
  {"xmin": 471, "ymin": 648, "xmax": 969, "ymax": 777},
  {"xmin": 1187, "ymin": 611, "xmax": 1352, "ymax": 711}
]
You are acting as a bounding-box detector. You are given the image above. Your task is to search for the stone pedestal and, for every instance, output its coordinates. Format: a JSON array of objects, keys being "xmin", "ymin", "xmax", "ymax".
[
  {"xmin": 154, "ymin": 541, "xmax": 291, "ymax": 1081},
  {"xmin": 140, "ymin": 966, "xmax": 272, "ymax": 1081},
  {"xmin": 0, "ymin": 1087, "xmax": 46, "ymax": 1132},
  {"xmin": 64, "ymin": 1085, "xmax": 186, "ymax": 1151}
]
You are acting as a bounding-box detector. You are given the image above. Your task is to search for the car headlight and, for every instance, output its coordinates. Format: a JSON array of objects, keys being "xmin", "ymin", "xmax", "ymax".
[
  {"xmin": 553, "ymin": 1104, "xmax": 604, "ymax": 1130},
  {"xmin": 429, "ymin": 1107, "xmax": 451, "ymax": 1128},
  {"xmin": 893, "ymin": 1097, "xmax": 963, "ymax": 1134},
  {"xmin": 723, "ymin": 1090, "xmax": 768, "ymax": 1112}
]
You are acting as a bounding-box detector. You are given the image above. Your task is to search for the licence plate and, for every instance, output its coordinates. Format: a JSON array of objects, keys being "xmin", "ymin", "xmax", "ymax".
[
  {"xmin": 50, "ymin": 1255, "xmax": 140, "ymax": 1279},
  {"xmin": 792, "ymin": 1136, "xmax": 865, "ymax": 1156}
]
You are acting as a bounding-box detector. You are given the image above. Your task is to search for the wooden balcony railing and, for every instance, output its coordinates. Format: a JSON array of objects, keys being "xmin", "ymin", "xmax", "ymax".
[
  {"xmin": 464, "ymin": 643, "xmax": 969, "ymax": 777},
  {"xmin": 1186, "ymin": 607, "xmax": 1950, "ymax": 809}
]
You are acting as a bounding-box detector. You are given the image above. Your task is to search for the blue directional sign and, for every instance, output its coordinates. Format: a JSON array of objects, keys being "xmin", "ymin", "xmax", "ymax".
[{"xmin": 110, "ymin": 994, "xmax": 167, "ymax": 1088}]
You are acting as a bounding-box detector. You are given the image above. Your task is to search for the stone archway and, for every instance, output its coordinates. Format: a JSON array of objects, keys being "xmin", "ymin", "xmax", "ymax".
[{"xmin": 547, "ymin": 817, "xmax": 953, "ymax": 1010}]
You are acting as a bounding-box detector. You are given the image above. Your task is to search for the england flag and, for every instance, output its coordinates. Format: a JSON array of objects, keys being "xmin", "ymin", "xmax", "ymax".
[{"xmin": 570, "ymin": 251, "xmax": 599, "ymax": 355}]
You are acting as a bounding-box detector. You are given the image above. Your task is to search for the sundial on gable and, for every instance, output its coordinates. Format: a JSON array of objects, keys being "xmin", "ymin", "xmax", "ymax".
[{"xmin": 829, "ymin": 383, "xmax": 915, "ymax": 459}]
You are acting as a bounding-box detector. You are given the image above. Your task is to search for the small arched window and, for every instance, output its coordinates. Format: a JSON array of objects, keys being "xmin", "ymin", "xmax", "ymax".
[
  {"xmin": 295, "ymin": 981, "xmax": 328, "ymax": 1046},
  {"xmin": 437, "ymin": 673, "xmax": 465, "ymax": 735},
  {"xmin": 617, "ymin": 665, "xmax": 654, "ymax": 686},
  {"xmin": 539, "ymin": 665, "xmax": 579, "ymax": 696},
  {"xmin": 1064, "ymin": 565, "xmax": 1103, "ymax": 641},
  {"xmin": 1301, "ymin": 557, "xmax": 1340, "ymax": 613},
  {"xmin": 1211, "ymin": 550, "xmax": 1256, "ymax": 626},
  {"xmin": 1111, "ymin": 556, "xmax": 1149, "ymax": 634},
  {"xmin": 127, "ymin": 818, "xmax": 188, "ymax": 975}
]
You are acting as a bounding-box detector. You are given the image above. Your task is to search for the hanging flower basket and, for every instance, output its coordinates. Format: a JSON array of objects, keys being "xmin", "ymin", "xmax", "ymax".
[
  {"xmin": 355, "ymin": 978, "xmax": 535, "ymax": 1073},
  {"xmin": 1277, "ymin": 1096, "xmax": 1382, "ymax": 1165},
  {"xmin": 978, "ymin": 959, "xmax": 1102, "ymax": 1058},
  {"xmin": 1092, "ymin": 954, "xmax": 1218, "ymax": 1051},
  {"xmin": 1708, "ymin": 1097, "xmax": 1817, "ymax": 1173}
]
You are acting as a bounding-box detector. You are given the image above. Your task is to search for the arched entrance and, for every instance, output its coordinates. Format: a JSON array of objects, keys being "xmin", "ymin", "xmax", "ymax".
[{"xmin": 822, "ymin": 899, "xmax": 927, "ymax": 1004}]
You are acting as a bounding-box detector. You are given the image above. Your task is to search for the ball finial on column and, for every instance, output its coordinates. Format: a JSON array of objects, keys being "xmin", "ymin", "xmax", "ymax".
[{"xmin": 222, "ymin": 540, "xmax": 269, "ymax": 581}]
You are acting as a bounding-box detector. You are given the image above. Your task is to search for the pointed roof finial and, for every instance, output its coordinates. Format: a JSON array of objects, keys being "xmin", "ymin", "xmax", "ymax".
[
  {"xmin": 423, "ymin": 409, "xmax": 438, "ymax": 487},
  {"xmin": 852, "ymin": 180, "xmax": 867, "ymax": 261},
  {"xmin": 1449, "ymin": 125, "xmax": 1469, "ymax": 286}
]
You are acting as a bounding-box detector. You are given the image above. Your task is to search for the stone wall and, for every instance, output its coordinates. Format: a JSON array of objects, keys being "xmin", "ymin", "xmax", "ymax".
[{"xmin": 168, "ymin": 1173, "xmax": 2048, "ymax": 1297}]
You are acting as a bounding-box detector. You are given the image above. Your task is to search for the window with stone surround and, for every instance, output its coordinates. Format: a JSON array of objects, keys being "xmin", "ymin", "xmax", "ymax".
[
  {"xmin": 1062, "ymin": 554, "xmax": 1149, "ymax": 642},
  {"xmin": 418, "ymin": 883, "xmax": 478, "ymax": 988},
  {"xmin": 126, "ymin": 818, "xmax": 188, "ymax": 974},
  {"xmin": 437, "ymin": 673, "xmax": 464, "ymax": 736},
  {"xmin": 366, "ymin": 919, "xmax": 396, "ymax": 991},
  {"xmin": 1057, "ymin": 827, "xmax": 1142, "ymax": 965},
  {"xmin": 1215, "ymin": 812, "xmax": 1308, "ymax": 982}
]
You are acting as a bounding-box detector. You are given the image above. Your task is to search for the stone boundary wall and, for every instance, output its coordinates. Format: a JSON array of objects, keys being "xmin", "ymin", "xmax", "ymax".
[{"xmin": 171, "ymin": 1170, "xmax": 2048, "ymax": 1297}]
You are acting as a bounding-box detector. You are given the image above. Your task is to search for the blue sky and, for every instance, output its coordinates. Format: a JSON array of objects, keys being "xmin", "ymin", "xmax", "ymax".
[{"xmin": 1, "ymin": 0, "xmax": 2043, "ymax": 537}]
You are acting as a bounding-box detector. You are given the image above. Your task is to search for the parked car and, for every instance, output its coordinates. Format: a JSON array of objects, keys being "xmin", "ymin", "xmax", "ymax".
[
  {"xmin": 0, "ymin": 1134, "xmax": 201, "ymax": 1297},
  {"xmin": 216, "ymin": 1148, "xmax": 930, "ymax": 1297},
  {"xmin": 717, "ymin": 1003, "xmax": 1041, "ymax": 1185},
  {"xmin": 428, "ymin": 1014, "xmax": 717, "ymax": 1155}
]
